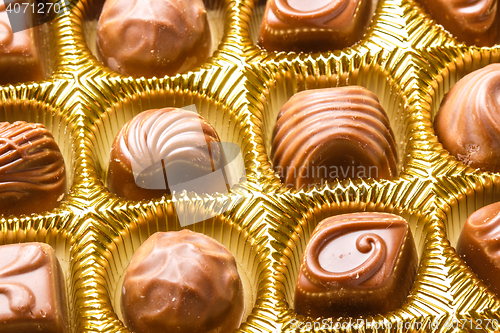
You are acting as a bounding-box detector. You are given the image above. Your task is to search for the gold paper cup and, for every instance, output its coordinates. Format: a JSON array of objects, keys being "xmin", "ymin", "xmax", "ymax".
[
  {"xmin": 267, "ymin": 181, "xmax": 462, "ymax": 332},
  {"xmin": 71, "ymin": 195, "xmax": 273, "ymax": 332},
  {"xmin": 247, "ymin": 50, "xmax": 411, "ymax": 192},
  {"xmin": 0, "ymin": 81, "xmax": 77, "ymax": 218}
]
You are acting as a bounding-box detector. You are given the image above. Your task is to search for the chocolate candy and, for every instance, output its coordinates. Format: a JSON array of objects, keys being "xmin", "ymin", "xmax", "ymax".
[
  {"xmin": 295, "ymin": 213, "xmax": 418, "ymax": 318},
  {"xmin": 434, "ymin": 64, "xmax": 500, "ymax": 172},
  {"xmin": 457, "ymin": 202, "xmax": 500, "ymax": 298},
  {"xmin": 121, "ymin": 230, "xmax": 244, "ymax": 333},
  {"xmin": 416, "ymin": 0, "xmax": 499, "ymax": 46},
  {"xmin": 271, "ymin": 87, "xmax": 398, "ymax": 190},
  {"xmin": 0, "ymin": 1, "xmax": 43, "ymax": 85},
  {"xmin": 96, "ymin": 0, "xmax": 211, "ymax": 77},
  {"xmin": 0, "ymin": 121, "xmax": 66, "ymax": 216},
  {"xmin": 257, "ymin": 0, "xmax": 372, "ymax": 53},
  {"xmin": 107, "ymin": 108, "xmax": 228, "ymax": 201},
  {"xmin": 0, "ymin": 243, "xmax": 68, "ymax": 333}
]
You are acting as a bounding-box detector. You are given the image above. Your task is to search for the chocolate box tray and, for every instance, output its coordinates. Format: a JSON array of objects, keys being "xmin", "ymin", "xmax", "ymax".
[{"xmin": 2, "ymin": 0, "xmax": 500, "ymax": 332}]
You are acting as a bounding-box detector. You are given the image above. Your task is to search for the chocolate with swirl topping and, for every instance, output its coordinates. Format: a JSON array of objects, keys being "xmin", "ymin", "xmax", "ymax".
[
  {"xmin": 295, "ymin": 213, "xmax": 418, "ymax": 318},
  {"xmin": 0, "ymin": 243, "xmax": 68, "ymax": 333},
  {"xmin": 0, "ymin": 121, "xmax": 66, "ymax": 216},
  {"xmin": 457, "ymin": 202, "xmax": 500, "ymax": 298},
  {"xmin": 258, "ymin": 0, "xmax": 372, "ymax": 52},
  {"xmin": 271, "ymin": 87, "xmax": 398, "ymax": 190},
  {"xmin": 108, "ymin": 108, "xmax": 229, "ymax": 201},
  {"xmin": 416, "ymin": 0, "xmax": 500, "ymax": 46},
  {"xmin": 434, "ymin": 64, "xmax": 500, "ymax": 172}
]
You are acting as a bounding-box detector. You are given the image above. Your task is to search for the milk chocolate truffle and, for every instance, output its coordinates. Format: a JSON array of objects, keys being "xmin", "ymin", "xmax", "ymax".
[
  {"xmin": 295, "ymin": 213, "xmax": 418, "ymax": 318},
  {"xmin": 258, "ymin": 0, "xmax": 372, "ymax": 53},
  {"xmin": 434, "ymin": 64, "xmax": 500, "ymax": 172},
  {"xmin": 271, "ymin": 87, "xmax": 398, "ymax": 189},
  {"xmin": 417, "ymin": 0, "xmax": 500, "ymax": 46},
  {"xmin": 96, "ymin": 0, "xmax": 211, "ymax": 77},
  {"xmin": 0, "ymin": 243, "xmax": 68, "ymax": 333},
  {"xmin": 0, "ymin": 121, "xmax": 66, "ymax": 216},
  {"xmin": 0, "ymin": 1, "xmax": 44, "ymax": 85},
  {"xmin": 108, "ymin": 108, "xmax": 228, "ymax": 201},
  {"xmin": 457, "ymin": 202, "xmax": 500, "ymax": 298},
  {"xmin": 121, "ymin": 230, "xmax": 244, "ymax": 333}
]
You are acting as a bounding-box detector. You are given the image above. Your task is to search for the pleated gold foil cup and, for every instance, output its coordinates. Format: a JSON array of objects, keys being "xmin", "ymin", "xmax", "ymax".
[
  {"xmin": 72, "ymin": 194, "xmax": 272, "ymax": 333},
  {"xmin": 0, "ymin": 0, "xmax": 500, "ymax": 331}
]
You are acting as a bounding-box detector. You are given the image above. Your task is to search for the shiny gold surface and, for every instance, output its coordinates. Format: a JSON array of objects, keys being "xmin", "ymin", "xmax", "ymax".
[{"xmin": 0, "ymin": 0, "xmax": 499, "ymax": 332}]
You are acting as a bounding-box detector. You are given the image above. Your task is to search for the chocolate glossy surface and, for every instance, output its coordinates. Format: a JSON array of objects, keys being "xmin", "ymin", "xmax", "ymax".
[
  {"xmin": 0, "ymin": 0, "xmax": 43, "ymax": 85},
  {"xmin": 108, "ymin": 108, "xmax": 228, "ymax": 201},
  {"xmin": 417, "ymin": 0, "xmax": 499, "ymax": 46},
  {"xmin": 0, "ymin": 243, "xmax": 68, "ymax": 333},
  {"xmin": 121, "ymin": 230, "xmax": 244, "ymax": 333},
  {"xmin": 96, "ymin": 0, "xmax": 211, "ymax": 77},
  {"xmin": 457, "ymin": 202, "xmax": 500, "ymax": 297},
  {"xmin": 0, "ymin": 121, "xmax": 66, "ymax": 216},
  {"xmin": 271, "ymin": 87, "xmax": 398, "ymax": 189},
  {"xmin": 295, "ymin": 213, "xmax": 418, "ymax": 318},
  {"xmin": 434, "ymin": 64, "xmax": 500, "ymax": 172},
  {"xmin": 258, "ymin": 0, "xmax": 372, "ymax": 52}
]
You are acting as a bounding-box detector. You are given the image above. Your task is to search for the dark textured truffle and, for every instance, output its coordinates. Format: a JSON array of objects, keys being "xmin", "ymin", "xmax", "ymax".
[
  {"xmin": 271, "ymin": 87, "xmax": 398, "ymax": 189},
  {"xmin": 416, "ymin": 0, "xmax": 500, "ymax": 46},
  {"xmin": 0, "ymin": 243, "xmax": 68, "ymax": 333},
  {"xmin": 0, "ymin": 121, "xmax": 66, "ymax": 216},
  {"xmin": 0, "ymin": 1, "xmax": 44, "ymax": 85},
  {"xmin": 457, "ymin": 202, "xmax": 500, "ymax": 297},
  {"xmin": 108, "ymin": 108, "xmax": 229, "ymax": 201},
  {"xmin": 121, "ymin": 230, "xmax": 244, "ymax": 333},
  {"xmin": 96, "ymin": 0, "xmax": 211, "ymax": 77},
  {"xmin": 434, "ymin": 64, "xmax": 500, "ymax": 172},
  {"xmin": 257, "ymin": 0, "xmax": 372, "ymax": 53},
  {"xmin": 295, "ymin": 213, "xmax": 418, "ymax": 318}
]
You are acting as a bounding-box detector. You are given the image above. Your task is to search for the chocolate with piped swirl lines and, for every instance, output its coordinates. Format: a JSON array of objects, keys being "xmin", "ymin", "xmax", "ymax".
[
  {"xmin": 108, "ymin": 108, "xmax": 228, "ymax": 201},
  {"xmin": 457, "ymin": 202, "xmax": 500, "ymax": 298},
  {"xmin": 0, "ymin": 121, "xmax": 66, "ymax": 216},
  {"xmin": 416, "ymin": 0, "xmax": 500, "ymax": 46},
  {"xmin": 295, "ymin": 213, "xmax": 418, "ymax": 318},
  {"xmin": 271, "ymin": 87, "xmax": 398, "ymax": 189},
  {"xmin": 258, "ymin": 0, "xmax": 372, "ymax": 52},
  {"xmin": 434, "ymin": 64, "xmax": 500, "ymax": 172}
]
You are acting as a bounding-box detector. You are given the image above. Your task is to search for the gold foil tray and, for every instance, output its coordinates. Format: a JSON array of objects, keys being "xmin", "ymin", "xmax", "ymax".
[{"xmin": 1, "ymin": 0, "xmax": 500, "ymax": 332}]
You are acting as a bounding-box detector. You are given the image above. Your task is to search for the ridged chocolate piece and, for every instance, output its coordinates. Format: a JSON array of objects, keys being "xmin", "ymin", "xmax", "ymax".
[
  {"xmin": 0, "ymin": 1, "xmax": 43, "ymax": 85},
  {"xmin": 0, "ymin": 243, "xmax": 68, "ymax": 333},
  {"xmin": 434, "ymin": 64, "xmax": 500, "ymax": 172},
  {"xmin": 417, "ymin": 0, "xmax": 499, "ymax": 46},
  {"xmin": 258, "ymin": 0, "xmax": 372, "ymax": 53},
  {"xmin": 121, "ymin": 230, "xmax": 244, "ymax": 333},
  {"xmin": 295, "ymin": 213, "xmax": 418, "ymax": 318},
  {"xmin": 457, "ymin": 202, "xmax": 500, "ymax": 297},
  {"xmin": 0, "ymin": 121, "xmax": 66, "ymax": 216},
  {"xmin": 108, "ymin": 108, "xmax": 228, "ymax": 201},
  {"xmin": 271, "ymin": 87, "xmax": 398, "ymax": 190},
  {"xmin": 96, "ymin": 0, "xmax": 211, "ymax": 77}
]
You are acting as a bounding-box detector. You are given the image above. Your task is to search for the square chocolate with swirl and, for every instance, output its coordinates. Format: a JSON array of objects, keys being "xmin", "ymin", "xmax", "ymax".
[
  {"xmin": 295, "ymin": 213, "xmax": 418, "ymax": 318},
  {"xmin": 0, "ymin": 243, "xmax": 68, "ymax": 333}
]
